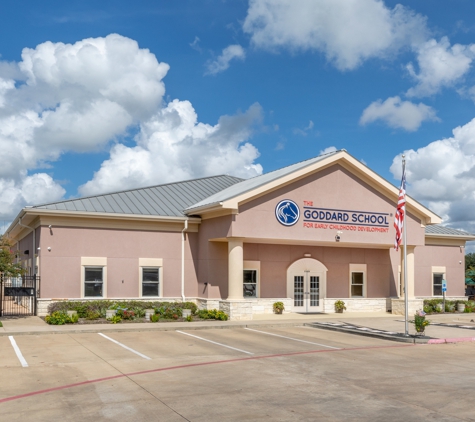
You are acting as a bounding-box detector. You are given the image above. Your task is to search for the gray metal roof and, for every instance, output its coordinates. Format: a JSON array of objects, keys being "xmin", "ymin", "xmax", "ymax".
[
  {"xmin": 185, "ymin": 150, "xmax": 340, "ymax": 211},
  {"xmin": 33, "ymin": 175, "xmax": 244, "ymax": 217},
  {"xmin": 425, "ymin": 225, "xmax": 475, "ymax": 237}
]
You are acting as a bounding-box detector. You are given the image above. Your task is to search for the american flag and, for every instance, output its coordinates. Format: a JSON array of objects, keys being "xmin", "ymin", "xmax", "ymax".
[{"xmin": 394, "ymin": 166, "xmax": 406, "ymax": 251}]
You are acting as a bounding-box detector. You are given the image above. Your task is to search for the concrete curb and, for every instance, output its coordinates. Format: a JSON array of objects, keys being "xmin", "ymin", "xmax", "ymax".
[
  {"xmin": 304, "ymin": 322, "xmax": 429, "ymax": 344},
  {"xmin": 0, "ymin": 320, "xmax": 315, "ymax": 337}
]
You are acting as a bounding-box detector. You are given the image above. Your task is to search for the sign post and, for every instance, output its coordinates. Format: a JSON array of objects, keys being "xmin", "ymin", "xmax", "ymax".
[{"xmin": 442, "ymin": 279, "xmax": 447, "ymax": 313}]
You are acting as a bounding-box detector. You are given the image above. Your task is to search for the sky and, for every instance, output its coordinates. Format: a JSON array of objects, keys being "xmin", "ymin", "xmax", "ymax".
[{"xmin": 0, "ymin": 0, "xmax": 474, "ymax": 250}]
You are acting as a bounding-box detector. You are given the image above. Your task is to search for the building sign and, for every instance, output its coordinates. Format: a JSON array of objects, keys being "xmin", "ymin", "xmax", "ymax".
[
  {"xmin": 276, "ymin": 199, "xmax": 390, "ymax": 233},
  {"xmin": 303, "ymin": 201, "xmax": 390, "ymax": 232},
  {"xmin": 275, "ymin": 199, "xmax": 300, "ymax": 226}
]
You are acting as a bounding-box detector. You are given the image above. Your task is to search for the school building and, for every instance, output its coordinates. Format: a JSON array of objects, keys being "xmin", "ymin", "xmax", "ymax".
[{"xmin": 5, "ymin": 150, "xmax": 474, "ymax": 319}]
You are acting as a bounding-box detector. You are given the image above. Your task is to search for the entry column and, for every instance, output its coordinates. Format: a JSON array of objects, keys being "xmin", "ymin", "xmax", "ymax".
[
  {"xmin": 227, "ymin": 238, "xmax": 244, "ymax": 299},
  {"xmin": 401, "ymin": 246, "xmax": 415, "ymax": 298}
]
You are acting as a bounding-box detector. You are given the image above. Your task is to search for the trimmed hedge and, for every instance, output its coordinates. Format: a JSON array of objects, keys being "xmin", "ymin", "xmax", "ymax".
[
  {"xmin": 47, "ymin": 300, "xmax": 198, "ymax": 319},
  {"xmin": 423, "ymin": 299, "xmax": 475, "ymax": 314}
]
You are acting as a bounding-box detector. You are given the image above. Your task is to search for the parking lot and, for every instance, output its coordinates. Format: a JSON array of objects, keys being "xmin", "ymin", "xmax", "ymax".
[{"xmin": 1, "ymin": 325, "xmax": 473, "ymax": 421}]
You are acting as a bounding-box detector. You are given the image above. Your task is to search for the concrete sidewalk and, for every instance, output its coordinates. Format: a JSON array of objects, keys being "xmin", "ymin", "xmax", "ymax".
[{"xmin": 1, "ymin": 311, "xmax": 475, "ymax": 343}]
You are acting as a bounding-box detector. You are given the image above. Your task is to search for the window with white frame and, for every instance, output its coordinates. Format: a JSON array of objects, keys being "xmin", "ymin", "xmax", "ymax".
[
  {"xmin": 433, "ymin": 273, "xmax": 444, "ymax": 296},
  {"xmin": 84, "ymin": 267, "xmax": 104, "ymax": 297},
  {"xmin": 243, "ymin": 270, "xmax": 257, "ymax": 297},
  {"xmin": 349, "ymin": 263, "xmax": 366, "ymax": 298},
  {"xmin": 431, "ymin": 266, "xmax": 446, "ymax": 296},
  {"xmin": 142, "ymin": 267, "xmax": 160, "ymax": 296},
  {"xmin": 351, "ymin": 272, "xmax": 364, "ymax": 297}
]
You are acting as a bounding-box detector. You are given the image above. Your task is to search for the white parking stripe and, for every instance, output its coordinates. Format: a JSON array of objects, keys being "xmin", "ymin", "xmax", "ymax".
[
  {"xmin": 244, "ymin": 328, "xmax": 340, "ymax": 349},
  {"xmin": 8, "ymin": 336, "xmax": 28, "ymax": 367},
  {"xmin": 98, "ymin": 333, "xmax": 151, "ymax": 360},
  {"xmin": 176, "ymin": 330, "xmax": 254, "ymax": 355}
]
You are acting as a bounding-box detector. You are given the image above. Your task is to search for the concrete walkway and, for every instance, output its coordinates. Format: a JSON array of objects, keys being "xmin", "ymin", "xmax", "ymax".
[{"xmin": 1, "ymin": 311, "xmax": 475, "ymax": 343}]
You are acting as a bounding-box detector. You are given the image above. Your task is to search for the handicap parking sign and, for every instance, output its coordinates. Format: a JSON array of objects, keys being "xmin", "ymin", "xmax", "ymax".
[{"xmin": 442, "ymin": 279, "xmax": 447, "ymax": 292}]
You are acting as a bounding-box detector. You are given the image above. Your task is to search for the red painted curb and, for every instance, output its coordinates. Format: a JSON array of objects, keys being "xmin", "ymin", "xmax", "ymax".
[
  {"xmin": 0, "ymin": 343, "xmax": 414, "ymax": 404},
  {"xmin": 428, "ymin": 337, "xmax": 475, "ymax": 344}
]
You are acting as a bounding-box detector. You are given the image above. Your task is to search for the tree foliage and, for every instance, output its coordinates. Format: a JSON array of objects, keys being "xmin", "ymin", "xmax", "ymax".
[
  {"xmin": 466, "ymin": 253, "xmax": 475, "ymax": 270},
  {"xmin": 0, "ymin": 236, "xmax": 24, "ymax": 277}
]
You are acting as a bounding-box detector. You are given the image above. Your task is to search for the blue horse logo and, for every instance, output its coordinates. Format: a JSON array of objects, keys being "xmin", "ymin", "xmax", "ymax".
[{"xmin": 275, "ymin": 200, "xmax": 300, "ymax": 226}]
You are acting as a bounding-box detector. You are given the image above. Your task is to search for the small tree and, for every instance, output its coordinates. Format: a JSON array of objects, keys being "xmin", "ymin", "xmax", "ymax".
[
  {"xmin": 466, "ymin": 253, "xmax": 475, "ymax": 284},
  {"xmin": 0, "ymin": 236, "xmax": 24, "ymax": 277},
  {"xmin": 466, "ymin": 253, "xmax": 475, "ymax": 270}
]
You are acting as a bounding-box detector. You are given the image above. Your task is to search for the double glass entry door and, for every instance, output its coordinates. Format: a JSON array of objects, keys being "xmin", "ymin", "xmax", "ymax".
[{"xmin": 293, "ymin": 271, "xmax": 321, "ymax": 313}]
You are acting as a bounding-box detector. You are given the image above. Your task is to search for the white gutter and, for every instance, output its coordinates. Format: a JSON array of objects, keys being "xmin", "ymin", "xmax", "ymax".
[
  {"xmin": 18, "ymin": 217, "xmax": 35, "ymax": 274},
  {"xmin": 181, "ymin": 218, "xmax": 189, "ymax": 302}
]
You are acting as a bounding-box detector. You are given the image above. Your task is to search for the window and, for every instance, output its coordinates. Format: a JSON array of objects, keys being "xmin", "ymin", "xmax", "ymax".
[
  {"xmin": 142, "ymin": 267, "xmax": 160, "ymax": 296},
  {"xmin": 433, "ymin": 273, "xmax": 443, "ymax": 296},
  {"xmin": 243, "ymin": 270, "xmax": 257, "ymax": 297},
  {"xmin": 84, "ymin": 267, "xmax": 103, "ymax": 297},
  {"xmin": 349, "ymin": 263, "xmax": 366, "ymax": 298},
  {"xmin": 351, "ymin": 272, "xmax": 364, "ymax": 297},
  {"xmin": 431, "ymin": 266, "xmax": 446, "ymax": 297}
]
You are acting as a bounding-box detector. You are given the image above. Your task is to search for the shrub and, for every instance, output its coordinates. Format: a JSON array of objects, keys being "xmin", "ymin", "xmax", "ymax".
[
  {"xmin": 155, "ymin": 304, "xmax": 182, "ymax": 320},
  {"xmin": 45, "ymin": 311, "xmax": 75, "ymax": 325},
  {"xmin": 464, "ymin": 301, "xmax": 475, "ymax": 312},
  {"xmin": 150, "ymin": 314, "xmax": 160, "ymax": 323},
  {"xmin": 197, "ymin": 309, "xmax": 228, "ymax": 321},
  {"xmin": 46, "ymin": 300, "xmax": 200, "ymax": 321},
  {"xmin": 185, "ymin": 315, "xmax": 193, "ymax": 322},
  {"xmin": 116, "ymin": 308, "xmax": 135, "ymax": 320},
  {"xmin": 273, "ymin": 302, "xmax": 285, "ymax": 314},
  {"xmin": 86, "ymin": 310, "xmax": 101, "ymax": 320},
  {"xmin": 108, "ymin": 315, "xmax": 122, "ymax": 324},
  {"xmin": 423, "ymin": 299, "xmax": 443, "ymax": 314},
  {"xmin": 334, "ymin": 300, "xmax": 346, "ymax": 312},
  {"xmin": 445, "ymin": 301, "xmax": 455, "ymax": 312},
  {"xmin": 182, "ymin": 301, "xmax": 198, "ymax": 315},
  {"xmin": 0, "ymin": 321, "xmax": 2, "ymax": 328}
]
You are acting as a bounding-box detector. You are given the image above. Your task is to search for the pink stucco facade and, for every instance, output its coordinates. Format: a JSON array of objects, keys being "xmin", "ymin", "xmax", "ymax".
[{"xmin": 11, "ymin": 159, "xmax": 470, "ymax": 313}]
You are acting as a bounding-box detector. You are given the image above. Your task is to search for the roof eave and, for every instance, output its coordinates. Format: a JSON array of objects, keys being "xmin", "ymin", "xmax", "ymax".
[
  {"xmin": 425, "ymin": 233, "xmax": 475, "ymax": 241},
  {"xmin": 5, "ymin": 208, "xmax": 201, "ymax": 240}
]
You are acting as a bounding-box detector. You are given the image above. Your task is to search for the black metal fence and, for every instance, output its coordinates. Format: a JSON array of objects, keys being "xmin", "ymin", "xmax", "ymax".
[{"xmin": 0, "ymin": 275, "xmax": 39, "ymax": 316}]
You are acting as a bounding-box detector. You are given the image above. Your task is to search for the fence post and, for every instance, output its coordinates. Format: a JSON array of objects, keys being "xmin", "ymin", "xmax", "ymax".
[{"xmin": 33, "ymin": 273, "xmax": 37, "ymax": 316}]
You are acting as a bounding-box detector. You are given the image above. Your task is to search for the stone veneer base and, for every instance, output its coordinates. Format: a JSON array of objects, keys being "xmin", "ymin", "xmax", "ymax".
[{"xmin": 38, "ymin": 297, "xmax": 464, "ymax": 320}]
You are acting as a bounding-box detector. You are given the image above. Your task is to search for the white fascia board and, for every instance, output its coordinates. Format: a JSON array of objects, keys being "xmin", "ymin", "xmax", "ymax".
[
  {"xmin": 217, "ymin": 151, "xmax": 440, "ymax": 225},
  {"xmin": 425, "ymin": 233, "xmax": 475, "ymax": 241}
]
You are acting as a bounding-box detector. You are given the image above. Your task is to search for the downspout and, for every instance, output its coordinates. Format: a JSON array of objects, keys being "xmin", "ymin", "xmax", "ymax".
[
  {"xmin": 18, "ymin": 217, "xmax": 35, "ymax": 275},
  {"xmin": 181, "ymin": 218, "xmax": 189, "ymax": 302}
]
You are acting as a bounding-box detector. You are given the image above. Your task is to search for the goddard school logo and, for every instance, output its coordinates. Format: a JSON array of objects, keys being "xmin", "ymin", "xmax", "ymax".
[{"xmin": 275, "ymin": 200, "xmax": 300, "ymax": 226}]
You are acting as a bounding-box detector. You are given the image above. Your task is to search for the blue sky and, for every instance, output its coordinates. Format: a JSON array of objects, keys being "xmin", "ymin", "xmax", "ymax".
[{"xmin": 0, "ymin": 0, "xmax": 475, "ymax": 248}]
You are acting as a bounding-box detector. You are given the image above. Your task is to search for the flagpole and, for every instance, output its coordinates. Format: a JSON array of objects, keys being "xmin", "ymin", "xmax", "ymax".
[{"xmin": 403, "ymin": 155, "xmax": 409, "ymax": 336}]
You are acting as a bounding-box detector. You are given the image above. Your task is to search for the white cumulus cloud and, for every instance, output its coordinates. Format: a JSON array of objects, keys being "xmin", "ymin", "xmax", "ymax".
[
  {"xmin": 243, "ymin": 0, "xmax": 427, "ymax": 71},
  {"xmin": 79, "ymin": 101, "xmax": 263, "ymax": 195},
  {"xmin": 205, "ymin": 44, "xmax": 246, "ymax": 75},
  {"xmin": 0, "ymin": 34, "xmax": 264, "ymax": 223},
  {"xmin": 360, "ymin": 96, "xmax": 439, "ymax": 131},
  {"xmin": 390, "ymin": 118, "xmax": 475, "ymax": 234},
  {"xmin": 406, "ymin": 37, "xmax": 475, "ymax": 97}
]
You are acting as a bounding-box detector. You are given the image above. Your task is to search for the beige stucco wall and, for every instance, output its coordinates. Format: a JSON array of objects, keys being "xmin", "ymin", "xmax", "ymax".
[
  {"xmin": 36, "ymin": 225, "xmax": 198, "ymax": 299},
  {"xmin": 414, "ymin": 244, "xmax": 465, "ymax": 296},
  {"xmin": 196, "ymin": 216, "xmax": 233, "ymax": 299},
  {"xmin": 198, "ymin": 242, "xmax": 395, "ymax": 300},
  {"xmin": 13, "ymin": 162, "xmax": 467, "ymax": 307},
  {"xmin": 231, "ymin": 164, "xmax": 425, "ymax": 247}
]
